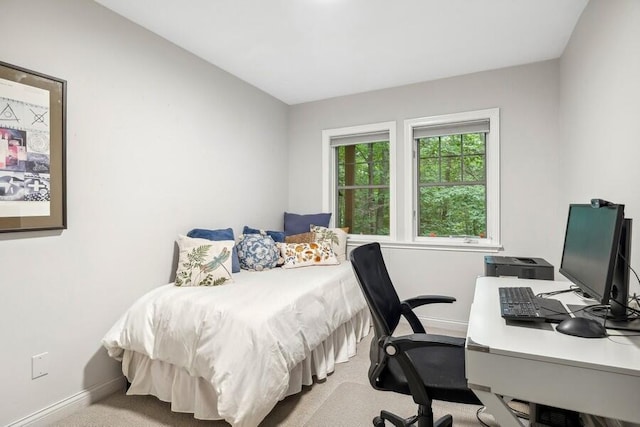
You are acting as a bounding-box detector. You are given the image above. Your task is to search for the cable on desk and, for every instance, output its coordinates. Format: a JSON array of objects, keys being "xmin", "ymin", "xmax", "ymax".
[
  {"xmin": 566, "ymin": 304, "xmax": 601, "ymax": 316},
  {"xmin": 585, "ymin": 303, "xmax": 640, "ymax": 320},
  {"xmin": 625, "ymin": 296, "xmax": 640, "ymax": 317},
  {"xmin": 534, "ymin": 292, "xmax": 640, "ymax": 319},
  {"xmin": 540, "ymin": 306, "xmax": 570, "ymax": 316},
  {"xmin": 584, "ymin": 304, "xmax": 610, "ymax": 319},
  {"xmin": 536, "ymin": 287, "xmax": 579, "ymax": 298},
  {"xmin": 535, "ymin": 303, "xmax": 599, "ymax": 317}
]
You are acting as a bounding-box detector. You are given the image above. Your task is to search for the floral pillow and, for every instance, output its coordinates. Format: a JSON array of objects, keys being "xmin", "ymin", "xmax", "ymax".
[
  {"xmin": 174, "ymin": 235, "xmax": 234, "ymax": 287},
  {"xmin": 236, "ymin": 233, "xmax": 281, "ymax": 271},
  {"xmin": 186, "ymin": 227, "xmax": 240, "ymax": 273},
  {"xmin": 279, "ymin": 241, "xmax": 339, "ymax": 269},
  {"xmin": 310, "ymin": 225, "xmax": 348, "ymax": 262}
]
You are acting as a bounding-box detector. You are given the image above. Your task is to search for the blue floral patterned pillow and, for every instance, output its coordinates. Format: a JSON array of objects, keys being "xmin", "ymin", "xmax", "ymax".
[{"xmin": 236, "ymin": 233, "xmax": 281, "ymax": 271}]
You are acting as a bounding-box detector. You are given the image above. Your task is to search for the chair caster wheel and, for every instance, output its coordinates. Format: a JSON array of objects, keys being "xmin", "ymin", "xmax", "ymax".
[{"xmin": 373, "ymin": 416, "xmax": 385, "ymax": 426}]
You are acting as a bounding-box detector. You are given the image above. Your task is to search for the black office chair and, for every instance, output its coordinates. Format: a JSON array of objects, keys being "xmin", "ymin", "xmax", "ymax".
[{"xmin": 350, "ymin": 242, "xmax": 481, "ymax": 427}]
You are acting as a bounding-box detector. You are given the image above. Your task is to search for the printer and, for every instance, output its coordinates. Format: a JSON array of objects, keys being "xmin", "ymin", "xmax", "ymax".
[{"xmin": 484, "ymin": 256, "xmax": 554, "ymax": 280}]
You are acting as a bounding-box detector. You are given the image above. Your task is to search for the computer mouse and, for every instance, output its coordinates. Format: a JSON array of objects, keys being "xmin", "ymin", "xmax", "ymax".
[{"xmin": 556, "ymin": 317, "xmax": 607, "ymax": 338}]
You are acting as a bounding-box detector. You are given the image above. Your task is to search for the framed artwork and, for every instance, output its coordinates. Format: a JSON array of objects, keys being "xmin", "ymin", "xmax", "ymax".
[{"xmin": 0, "ymin": 61, "xmax": 66, "ymax": 232}]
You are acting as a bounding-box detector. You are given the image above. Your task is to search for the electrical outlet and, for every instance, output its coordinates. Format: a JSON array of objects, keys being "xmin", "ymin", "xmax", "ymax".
[{"xmin": 32, "ymin": 352, "xmax": 49, "ymax": 379}]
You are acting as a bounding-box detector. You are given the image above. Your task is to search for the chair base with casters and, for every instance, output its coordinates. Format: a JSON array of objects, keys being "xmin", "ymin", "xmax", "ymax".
[
  {"xmin": 350, "ymin": 242, "xmax": 481, "ymax": 427},
  {"xmin": 374, "ymin": 405, "xmax": 452, "ymax": 427}
]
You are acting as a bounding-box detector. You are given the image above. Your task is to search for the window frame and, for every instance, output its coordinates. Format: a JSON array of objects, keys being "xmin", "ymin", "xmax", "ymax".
[
  {"xmin": 404, "ymin": 108, "xmax": 501, "ymax": 250},
  {"xmin": 322, "ymin": 121, "xmax": 397, "ymax": 241}
]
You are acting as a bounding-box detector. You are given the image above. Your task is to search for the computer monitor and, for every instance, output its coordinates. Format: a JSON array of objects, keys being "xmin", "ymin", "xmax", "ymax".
[{"xmin": 559, "ymin": 202, "xmax": 631, "ymax": 321}]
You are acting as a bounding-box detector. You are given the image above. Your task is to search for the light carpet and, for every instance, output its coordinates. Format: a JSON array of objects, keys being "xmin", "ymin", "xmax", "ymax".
[{"xmin": 304, "ymin": 381, "xmax": 496, "ymax": 427}]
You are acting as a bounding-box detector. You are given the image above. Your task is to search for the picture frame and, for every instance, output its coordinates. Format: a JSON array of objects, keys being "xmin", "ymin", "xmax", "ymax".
[{"xmin": 0, "ymin": 61, "xmax": 66, "ymax": 233}]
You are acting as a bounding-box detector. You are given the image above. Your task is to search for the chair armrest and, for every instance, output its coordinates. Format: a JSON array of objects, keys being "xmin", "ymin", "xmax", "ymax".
[
  {"xmin": 400, "ymin": 296, "xmax": 456, "ymax": 333},
  {"xmin": 400, "ymin": 303, "xmax": 426, "ymax": 333},
  {"xmin": 381, "ymin": 333, "xmax": 464, "ymax": 354},
  {"xmin": 403, "ymin": 295, "xmax": 456, "ymax": 309}
]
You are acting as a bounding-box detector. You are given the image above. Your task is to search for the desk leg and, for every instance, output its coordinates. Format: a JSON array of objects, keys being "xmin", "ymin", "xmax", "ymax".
[{"xmin": 473, "ymin": 390, "xmax": 525, "ymax": 427}]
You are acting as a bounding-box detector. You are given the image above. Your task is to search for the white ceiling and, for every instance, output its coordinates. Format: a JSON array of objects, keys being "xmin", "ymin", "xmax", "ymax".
[{"xmin": 94, "ymin": 0, "xmax": 588, "ymax": 105}]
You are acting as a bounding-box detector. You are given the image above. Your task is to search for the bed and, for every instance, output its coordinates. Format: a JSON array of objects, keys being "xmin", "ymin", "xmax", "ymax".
[{"xmin": 102, "ymin": 261, "xmax": 371, "ymax": 427}]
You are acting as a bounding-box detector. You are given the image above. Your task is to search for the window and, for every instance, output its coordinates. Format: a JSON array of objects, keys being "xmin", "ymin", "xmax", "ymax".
[
  {"xmin": 322, "ymin": 122, "xmax": 396, "ymax": 239},
  {"xmin": 405, "ymin": 109, "xmax": 500, "ymax": 248},
  {"xmin": 322, "ymin": 110, "xmax": 499, "ymax": 251}
]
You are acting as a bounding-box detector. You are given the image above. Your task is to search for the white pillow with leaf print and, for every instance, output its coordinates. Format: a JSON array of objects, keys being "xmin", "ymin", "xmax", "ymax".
[
  {"xmin": 174, "ymin": 235, "xmax": 234, "ymax": 287},
  {"xmin": 310, "ymin": 225, "xmax": 348, "ymax": 262},
  {"xmin": 279, "ymin": 241, "xmax": 339, "ymax": 269}
]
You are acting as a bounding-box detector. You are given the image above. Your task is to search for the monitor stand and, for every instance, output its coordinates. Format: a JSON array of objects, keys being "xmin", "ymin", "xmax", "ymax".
[{"xmin": 567, "ymin": 304, "xmax": 640, "ymax": 332}]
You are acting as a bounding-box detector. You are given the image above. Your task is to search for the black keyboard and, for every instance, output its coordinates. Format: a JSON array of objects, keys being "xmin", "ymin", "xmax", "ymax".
[
  {"xmin": 499, "ymin": 286, "xmax": 571, "ymax": 323},
  {"xmin": 499, "ymin": 286, "xmax": 545, "ymax": 321}
]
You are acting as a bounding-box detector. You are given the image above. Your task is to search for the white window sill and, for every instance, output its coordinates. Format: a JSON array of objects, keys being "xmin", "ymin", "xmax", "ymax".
[{"xmin": 346, "ymin": 236, "xmax": 502, "ymax": 253}]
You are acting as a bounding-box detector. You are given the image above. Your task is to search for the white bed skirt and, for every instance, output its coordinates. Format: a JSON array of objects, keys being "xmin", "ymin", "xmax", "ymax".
[{"xmin": 121, "ymin": 308, "xmax": 371, "ymax": 421}]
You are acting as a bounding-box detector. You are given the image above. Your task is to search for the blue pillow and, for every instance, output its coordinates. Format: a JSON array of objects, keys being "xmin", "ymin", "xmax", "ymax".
[
  {"xmin": 236, "ymin": 234, "xmax": 281, "ymax": 271},
  {"xmin": 242, "ymin": 225, "xmax": 285, "ymax": 243},
  {"xmin": 187, "ymin": 228, "xmax": 240, "ymax": 273},
  {"xmin": 284, "ymin": 212, "xmax": 332, "ymax": 236}
]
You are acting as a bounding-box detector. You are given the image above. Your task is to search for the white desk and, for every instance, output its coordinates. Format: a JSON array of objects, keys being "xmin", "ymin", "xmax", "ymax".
[{"xmin": 465, "ymin": 276, "xmax": 640, "ymax": 426}]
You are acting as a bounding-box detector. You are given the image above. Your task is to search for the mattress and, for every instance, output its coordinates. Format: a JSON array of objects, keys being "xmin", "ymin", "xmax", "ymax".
[{"xmin": 102, "ymin": 262, "xmax": 370, "ymax": 426}]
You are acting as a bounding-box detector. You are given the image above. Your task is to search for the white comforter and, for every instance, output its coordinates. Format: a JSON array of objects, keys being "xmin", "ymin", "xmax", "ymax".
[{"xmin": 102, "ymin": 262, "xmax": 367, "ymax": 427}]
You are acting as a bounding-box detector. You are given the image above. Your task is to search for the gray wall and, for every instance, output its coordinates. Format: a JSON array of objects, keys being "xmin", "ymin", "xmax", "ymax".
[
  {"xmin": 4, "ymin": 0, "xmax": 640, "ymax": 424},
  {"xmin": 288, "ymin": 60, "xmax": 565, "ymax": 327},
  {"xmin": 0, "ymin": 0, "xmax": 288, "ymax": 425},
  {"xmin": 560, "ymin": 0, "xmax": 640, "ymax": 301}
]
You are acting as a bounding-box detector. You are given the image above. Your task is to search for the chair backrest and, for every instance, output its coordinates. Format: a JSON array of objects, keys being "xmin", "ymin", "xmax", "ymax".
[{"xmin": 350, "ymin": 242, "xmax": 402, "ymax": 338}]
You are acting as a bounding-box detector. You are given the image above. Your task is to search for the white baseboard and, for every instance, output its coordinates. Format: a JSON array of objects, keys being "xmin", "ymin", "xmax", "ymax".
[
  {"xmin": 421, "ymin": 316, "xmax": 469, "ymax": 333},
  {"xmin": 398, "ymin": 316, "xmax": 469, "ymax": 334},
  {"xmin": 7, "ymin": 376, "xmax": 126, "ymax": 427}
]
